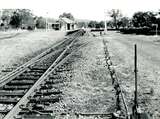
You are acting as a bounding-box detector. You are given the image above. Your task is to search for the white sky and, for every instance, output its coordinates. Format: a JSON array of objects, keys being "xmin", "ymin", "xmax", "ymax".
[{"xmin": 0, "ymin": 0, "xmax": 160, "ymax": 21}]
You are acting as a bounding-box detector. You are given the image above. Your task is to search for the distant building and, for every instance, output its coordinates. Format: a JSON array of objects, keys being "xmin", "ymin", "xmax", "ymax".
[{"xmin": 49, "ymin": 17, "xmax": 77, "ymax": 31}]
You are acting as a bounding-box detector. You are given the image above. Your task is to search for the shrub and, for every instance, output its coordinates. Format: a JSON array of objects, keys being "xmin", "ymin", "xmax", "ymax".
[
  {"xmin": 27, "ymin": 26, "xmax": 35, "ymax": 30},
  {"xmin": 119, "ymin": 27, "xmax": 153, "ymax": 35}
]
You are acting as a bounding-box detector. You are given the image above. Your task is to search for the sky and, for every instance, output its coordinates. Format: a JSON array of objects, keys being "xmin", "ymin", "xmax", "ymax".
[{"xmin": 0, "ymin": 0, "xmax": 160, "ymax": 21}]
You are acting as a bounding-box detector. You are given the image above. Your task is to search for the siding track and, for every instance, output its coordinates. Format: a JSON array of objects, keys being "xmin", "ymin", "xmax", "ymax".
[{"xmin": 0, "ymin": 30, "xmax": 85, "ymax": 119}]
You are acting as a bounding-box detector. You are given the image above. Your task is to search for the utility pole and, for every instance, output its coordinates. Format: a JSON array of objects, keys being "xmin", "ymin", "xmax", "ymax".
[
  {"xmin": 156, "ymin": 24, "xmax": 158, "ymax": 37},
  {"xmin": 0, "ymin": 9, "xmax": 3, "ymax": 24},
  {"xmin": 46, "ymin": 12, "xmax": 48, "ymax": 32},
  {"xmin": 104, "ymin": 10, "xmax": 108, "ymax": 34}
]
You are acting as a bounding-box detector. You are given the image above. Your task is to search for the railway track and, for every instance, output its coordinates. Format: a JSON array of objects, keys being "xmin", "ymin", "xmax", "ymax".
[{"xmin": 0, "ymin": 29, "xmax": 85, "ymax": 119}]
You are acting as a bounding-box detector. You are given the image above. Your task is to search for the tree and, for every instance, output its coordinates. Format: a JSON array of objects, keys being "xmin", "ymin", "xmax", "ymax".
[
  {"xmin": 77, "ymin": 21, "xmax": 87, "ymax": 28},
  {"xmin": 18, "ymin": 9, "xmax": 34, "ymax": 25},
  {"xmin": 88, "ymin": 21, "xmax": 97, "ymax": 28},
  {"xmin": 99, "ymin": 21, "xmax": 105, "ymax": 28},
  {"xmin": 107, "ymin": 20, "xmax": 114, "ymax": 28},
  {"xmin": 117, "ymin": 17, "xmax": 130, "ymax": 28},
  {"xmin": 108, "ymin": 9, "xmax": 122, "ymax": 29},
  {"xmin": 59, "ymin": 12, "xmax": 74, "ymax": 20},
  {"xmin": 9, "ymin": 9, "xmax": 35, "ymax": 29},
  {"xmin": 132, "ymin": 11, "xmax": 156, "ymax": 28},
  {"xmin": 1, "ymin": 9, "xmax": 14, "ymax": 27},
  {"xmin": 88, "ymin": 21, "xmax": 105, "ymax": 29},
  {"xmin": 10, "ymin": 11, "xmax": 21, "ymax": 28},
  {"xmin": 35, "ymin": 17, "xmax": 46, "ymax": 28}
]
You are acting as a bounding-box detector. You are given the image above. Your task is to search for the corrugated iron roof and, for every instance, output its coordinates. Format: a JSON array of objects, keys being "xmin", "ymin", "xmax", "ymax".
[{"xmin": 60, "ymin": 17, "xmax": 75, "ymax": 24}]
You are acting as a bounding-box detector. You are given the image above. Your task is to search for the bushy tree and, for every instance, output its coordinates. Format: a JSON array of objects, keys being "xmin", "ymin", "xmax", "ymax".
[
  {"xmin": 117, "ymin": 17, "xmax": 130, "ymax": 28},
  {"xmin": 1, "ymin": 9, "xmax": 14, "ymax": 25},
  {"xmin": 88, "ymin": 21, "xmax": 97, "ymax": 28},
  {"xmin": 77, "ymin": 21, "xmax": 87, "ymax": 28},
  {"xmin": 0, "ymin": 9, "xmax": 37, "ymax": 30},
  {"xmin": 35, "ymin": 17, "xmax": 46, "ymax": 28},
  {"xmin": 18, "ymin": 9, "xmax": 34, "ymax": 25},
  {"xmin": 88, "ymin": 21, "xmax": 105, "ymax": 28},
  {"xmin": 59, "ymin": 12, "xmax": 74, "ymax": 20},
  {"xmin": 10, "ymin": 11, "xmax": 21, "ymax": 28},
  {"xmin": 107, "ymin": 21, "xmax": 114, "ymax": 28},
  {"xmin": 1, "ymin": 9, "xmax": 35, "ymax": 29},
  {"xmin": 132, "ymin": 11, "xmax": 156, "ymax": 28},
  {"xmin": 99, "ymin": 21, "xmax": 105, "ymax": 28}
]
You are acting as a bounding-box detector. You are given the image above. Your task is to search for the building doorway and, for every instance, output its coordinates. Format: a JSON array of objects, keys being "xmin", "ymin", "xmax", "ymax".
[{"xmin": 67, "ymin": 24, "xmax": 70, "ymax": 30}]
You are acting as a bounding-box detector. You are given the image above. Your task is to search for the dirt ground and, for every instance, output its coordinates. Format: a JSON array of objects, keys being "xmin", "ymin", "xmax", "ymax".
[
  {"xmin": 49, "ymin": 34, "xmax": 116, "ymax": 119},
  {"xmin": 0, "ymin": 30, "xmax": 65, "ymax": 77}
]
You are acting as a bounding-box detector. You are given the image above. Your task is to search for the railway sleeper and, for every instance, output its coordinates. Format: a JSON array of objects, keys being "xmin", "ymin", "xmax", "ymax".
[
  {"xmin": 10, "ymin": 80, "xmax": 35, "ymax": 84},
  {"xmin": 40, "ymin": 85, "xmax": 53, "ymax": 90},
  {"xmin": 1, "ymin": 68, "xmax": 14, "ymax": 72},
  {"xmin": 45, "ymin": 79, "xmax": 64, "ymax": 84},
  {"xmin": 33, "ymin": 62, "xmax": 51, "ymax": 66},
  {"xmin": 21, "ymin": 72, "xmax": 44, "ymax": 76},
  {"xmin": 0, "ymin": 98, "xmax": 19, "ymax": 104},
  {"xmin": 29, "ymin": 96, "xmax": 60, "ymax": 103},
  {"xmin": 18, "ymin": 74, "xmax": 41, "ymax": 79},
  {"xmin": 40, "ymin": 61, "xmax": 54, "ymax": 65},
  {"xmin": 7, "ymin": 81, "xmax": 35, "ymax": 86},
  {"xmin": 35, "ymin": 90, "xmax": 62, "ymax": 96},
  {"xmin": 27, "ymin": 102, "xmax": 51, "ymax": 106},
  {"xmin": 60, "ymin": 65, "xmax": 72, "ymax": 69},
  {"xmin": 55, "ymin": 68, "xmax": 71, "ymax": 72},
  {"xmin": 27, "ymin": 70, "xmax": 46, "ymax": 74},
  {"xmin": 50, "ymin": 83, "xmax": 65, "ymax": 88},
  {"xmin": 14, "ymin": 77, "xmax": 39, "ymax": 81},
  {"xmin": 29, "ymin": 67, "xmax": 48, "ymax": 71},
  {"xmin": 37, "ymin": 63, "xmax": 53, "ymax": 67},
  {"xmin": 0, "ymin": 90, "xmax": 26, "ymax": 96},
  {"xmin": 25, "ymin": 71, "xmax": 44, "ymax": 76},
  {"xmin": 2, "ymin": 85, "xmax": 31, "ymax": 90},
  {"xmin": 49, "ymin": 75, "xmax": 62, "ymax": 79},
  {"xmin": 0, "ymin": 110, "xmax": 9, "ymax": 114},
  {"xmin": 20, "ymin": 104, "xmax": 45, "ymax": 111}
]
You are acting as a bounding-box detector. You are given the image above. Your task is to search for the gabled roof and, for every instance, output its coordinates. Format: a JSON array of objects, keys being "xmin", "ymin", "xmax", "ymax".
[{"xmin": 60, "ymin": 17, "xmax": 75, "ymax": 24}]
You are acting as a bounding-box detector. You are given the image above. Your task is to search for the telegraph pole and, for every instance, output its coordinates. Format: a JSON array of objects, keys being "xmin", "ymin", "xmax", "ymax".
[
  {"xmin": 46, "ymin": 12, "xmax": 48, "ymax": 32},
  {"xmin": 0, "ymin": 9, "xmax": 3, "ymax": 24},
  {"xmin": 104, "ymin": 10, "xmax": 108, "ymax": 34},
  {"xmin": 156, "ymin": 24, "xmax": 158, "ymax": 37}
]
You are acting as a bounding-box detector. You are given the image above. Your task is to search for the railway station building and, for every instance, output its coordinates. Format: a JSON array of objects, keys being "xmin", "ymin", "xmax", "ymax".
[
  {"xmin": 59, "ymin": 17, "xmax": 76, "ymax": 31},
  {"xmin": 51, "ymin": 17, "xmax": 76, "ymax": 31}
]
